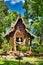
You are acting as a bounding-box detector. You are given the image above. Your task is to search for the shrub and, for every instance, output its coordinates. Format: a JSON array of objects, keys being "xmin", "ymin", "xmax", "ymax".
[
  {"xmin": 1, "ymin": 43, "xmax": 12, "ymax": 54},
  {"xmin": 32, "ymin": 43, "xmax": 40, "ymax": 48},
  {"xmin": 32, "ymin": 46, "xmax": 43, "ymax": 54},
  {"xmin": 21, "ymin": 45, "xmax": 29, "ymax": 53}
]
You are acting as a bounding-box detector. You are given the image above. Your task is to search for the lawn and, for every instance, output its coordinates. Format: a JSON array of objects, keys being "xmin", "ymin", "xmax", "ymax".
[
  {"xmin": 0, "ymin": 57, "xmax": 43, "ymax": 65},
  {"xmin": 0, "ymin": 49, "xmax": 3, "ymax": 52}
]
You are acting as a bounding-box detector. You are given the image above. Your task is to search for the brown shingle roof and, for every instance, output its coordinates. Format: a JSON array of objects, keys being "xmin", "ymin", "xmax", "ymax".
[{"xmin": 11, "ymin": 15, "xmax": 27, "ymax": 28}]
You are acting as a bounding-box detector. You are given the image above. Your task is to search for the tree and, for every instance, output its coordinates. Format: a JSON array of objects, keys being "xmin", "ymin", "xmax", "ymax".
[
  {"xmin": 0, "ymin": 1, "xmax": 18, "ymax": 46},
  {"xmin": 2, "ymin": 11, "xmax": 18, "ymax": 32},
  {"xmin": 23, "ymin": 0, "xmax": 43, "ymax": 20},
  {"xmin": 23, "ymin": 0, "xmax": 30, "ymax": 21},
  {"xmin": 23, "ymin": 0, "xmax": 43, "ymax": 45},
  {"xmin": 0, "ymin": 11, "xmax": 18, "ymax": 47},
  {"xmin": 0, "ymin": 0, "xmax": 8, "ymax": 16},
  {"xmin": 0, "ymin": 1, "xmax": 9, "ymax": 46}
]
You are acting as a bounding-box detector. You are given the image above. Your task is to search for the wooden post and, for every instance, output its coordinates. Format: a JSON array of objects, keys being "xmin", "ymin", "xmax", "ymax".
[
  {"xmin": 30, "ymin": 37, "xmax": 32, "ymax": 52},
  {"xmin": 23, "ymin": 38, "xmax": 26, "ymax": 45},
  {"xmin": 13, "ymin": 30, "xmax": 19, "ymax": 52},
  {"xmin": 14, "ymin": 34, "xmax": 16, "ymax": 52}
]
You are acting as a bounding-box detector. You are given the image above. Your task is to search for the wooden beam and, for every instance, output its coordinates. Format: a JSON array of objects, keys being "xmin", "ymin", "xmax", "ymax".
[{"xmin": 30, "ymin": 37, "xmax": 32, "ymax": 51}]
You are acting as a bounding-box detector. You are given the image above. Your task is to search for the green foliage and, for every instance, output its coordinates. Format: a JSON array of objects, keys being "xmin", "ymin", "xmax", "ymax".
[
  {"xmin": 0, "ymin": 1, "xmax": 19, "ymax": 45},
  {"xmin": 0, "ymin": 49, "xmax": 3, "ymax": 52},
  {"xmin": 23, "ymin": 0, "xmax": 31, "ymax": 21},
  {"xmin": 0, "ymin": 61, "xmax": 24, "ymax": 65},
  {"xmin": 2, "ymin": 11, "xmax": 18, "ymax": 30},
  {"xmin": 0, "ymin": 1, "xmax": 8, "ymax": 45},
  {"xmin": 38, "ymin": 62, "xmax": 43, "ymax": 65},
  {"xmin": 33, "ymin": 38, "xmax": 40, "ymax": 44},
  {"xmin": 32, "ymin": 45, "xmax": 43, "ymax": 54},
  {"xmin": 23, "ymin": 0, "xmax": 43, "ymax": 45},
  {"xmin": 24, "ymin": 0, "xmax": 43, "ymax": 18},
  {"xmin": 21, "ymin": 45, "xmax": 29, "ymax": 53},
  {"xmin": 0, "ymin": 59, "xmax": 43, "ymax": 65},
  {"xmin": 1, "ymin": 43, "xmax": 12, "ymax": 54},
  {"xmin": 32, "ymin": 18, "xmax": 43, "ymax": 44},
  {"xmin": 0, "ymin": 1, "xmax": 8, "ymax": 15},
  {"xmin": 32, "ymin": 18, "xmax": 43, "ymax": 36}
]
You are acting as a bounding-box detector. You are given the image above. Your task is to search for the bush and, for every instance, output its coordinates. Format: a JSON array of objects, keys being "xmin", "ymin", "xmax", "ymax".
[
  {"xmin": 32, "ymin": 46, "xmax": 43, "ymax": 54},
  {"xmin": 21, "ymin": 45, "xmax": 29, "ymax": 53},
  {"xmin": 32, "ymin": 43, "xmax": 40, "ymax": 48},
  {"xmin": 1, "ymin": 43, "xmax": 12, "ymax": 54}
]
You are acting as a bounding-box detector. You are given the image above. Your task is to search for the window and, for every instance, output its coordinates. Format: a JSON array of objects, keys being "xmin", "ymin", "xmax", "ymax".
[
  {"xmin": 16, "ymin": 37, "xmax": 23, "ymax": 42},
  {"xmin": 16, "ymin": 37, "xmax": 19, "ymax": 42}
]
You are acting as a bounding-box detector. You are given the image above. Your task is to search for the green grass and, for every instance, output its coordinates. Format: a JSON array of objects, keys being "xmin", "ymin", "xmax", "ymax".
[
  {"xmin": 22, "ymin": 57, "xmax": 43, "ymax": 65},
  {"xmin": 0, "ymin": 57, "xmax": 43, "ymax": 65},
  {"xmin": 0, "ymin": 61, "xmax": 5, "ymax": 64},
  {"xmin": 0, "ymin": 49, "xmax": 3, "ymax": 52},
  {"xmin": 0, "ymin": 60, "xmax": 23, "ymax": 65}
]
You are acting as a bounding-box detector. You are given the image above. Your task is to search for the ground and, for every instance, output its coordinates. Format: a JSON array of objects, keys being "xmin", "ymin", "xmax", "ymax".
[{"xmin": 0, "ymin": 56, "xmax": 43, "ymax": 65}]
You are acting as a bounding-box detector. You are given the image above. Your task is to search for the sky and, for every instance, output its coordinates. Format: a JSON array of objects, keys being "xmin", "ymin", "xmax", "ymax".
[{"xmin": 4, "ymin": 0, "xmax": 25, "ymax": 16}]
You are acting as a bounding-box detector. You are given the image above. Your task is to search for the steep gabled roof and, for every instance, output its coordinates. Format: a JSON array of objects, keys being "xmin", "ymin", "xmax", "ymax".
[
  {"xmin": 4, "ymin": 15, "xmax": 35, "ymax": 39},
  {"xmin": 11, "ymin": 15, "xmax": 27, "ymax": 28}
]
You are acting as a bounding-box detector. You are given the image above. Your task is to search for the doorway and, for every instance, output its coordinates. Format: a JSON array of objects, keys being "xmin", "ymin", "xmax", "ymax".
[{"xmin": 16, "ymin": 37, "xmax": 23, "ymax": 51}]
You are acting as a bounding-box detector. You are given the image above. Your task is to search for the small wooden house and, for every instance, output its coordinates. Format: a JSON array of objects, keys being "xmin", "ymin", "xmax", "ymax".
[{"xmin": 4, "ymin": 16, "xmax": 35, "ymax": 52}]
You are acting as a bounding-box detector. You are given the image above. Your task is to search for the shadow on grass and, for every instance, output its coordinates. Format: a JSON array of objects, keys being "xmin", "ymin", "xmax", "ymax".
[
  {"xmin": 35, "ymin": 61, "xmax": 43, "ymax": 65},
  {"xmin": 38, "ymin": 62, "xmax": 43, "ymax": 65},
  {"xmin": 24, "ymin": 62, "xmax": 35, "ymax": 65}
]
